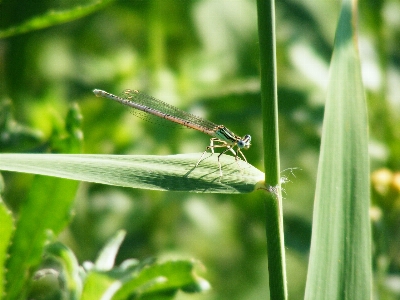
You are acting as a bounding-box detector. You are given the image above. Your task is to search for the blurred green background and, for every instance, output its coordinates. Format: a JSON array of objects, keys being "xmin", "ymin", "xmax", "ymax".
[{"xmin": 1, "ymin": 0, "xmax": 400, "ymax": 299}]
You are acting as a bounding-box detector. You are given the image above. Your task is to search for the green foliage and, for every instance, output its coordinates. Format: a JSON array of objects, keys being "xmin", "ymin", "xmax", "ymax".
[
  {"xmin": 5, "ymin": 176, "xmax": 79, "ymax": 299},
  {"xmin": 3, "ymin": 104, "xmax": 82, "ymax": 299},
  {"xmin": 27, "ymin": 231, "xmax": 209, "ymax": 299},
  {"xmin": 0, "ymin": 0, "xmax": 399, "ymax": 299}
]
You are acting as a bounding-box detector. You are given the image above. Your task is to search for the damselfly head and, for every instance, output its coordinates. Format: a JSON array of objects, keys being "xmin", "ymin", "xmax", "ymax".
[{"xmin": 238, "ymin": 134, "xmax": 251, "ymax": 149}]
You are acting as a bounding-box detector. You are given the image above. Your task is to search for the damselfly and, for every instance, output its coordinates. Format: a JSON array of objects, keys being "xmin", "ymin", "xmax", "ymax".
[{"xmin": 93, "ymin": 89, "xmax": 251, "ymax": 176}]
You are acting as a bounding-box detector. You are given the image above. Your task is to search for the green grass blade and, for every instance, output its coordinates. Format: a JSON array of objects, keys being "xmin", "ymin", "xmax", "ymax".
[
  {"xmin": 5, "ymin": 176, "xmax": 79, "ymax": 299},
  {"xmin": 257, "ymin": 0, "xmax": 287, "ymax": 299},
  {"xmin": 0, "ymin": 184, "xmax": 14, "ymax": 298},
  {"xmin": 95, "ymin": 230, "xmax": 126, "ymax": 271},
  {"xmin": 0, "ymin": 153, "xmax": 264, "ymax": 194},
  {"xmin": 0, "ymin": 0, "xmax": 116, "ymax": 39},
  {"xmin": 304, "ymin": 1, "xmax": 371, "ymax": 299},
  {"xmin": 3, "ymin": 104, "xmax": 83, "ymax": 299}
]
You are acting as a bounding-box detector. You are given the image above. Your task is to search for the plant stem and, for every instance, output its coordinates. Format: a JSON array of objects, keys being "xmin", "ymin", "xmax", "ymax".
[{"xmin": 256, "ymin": 0, "xmax": 287, "ymax": 298}]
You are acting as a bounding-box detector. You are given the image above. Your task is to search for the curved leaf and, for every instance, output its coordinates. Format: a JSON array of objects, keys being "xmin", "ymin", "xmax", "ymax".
[
  {"xmin": 0, "ymin": 153, "xmax": 264, "ymax": 194},
  {"xmin": 0, "ymin": 0, "xmax": 116, "ymax": 39}
]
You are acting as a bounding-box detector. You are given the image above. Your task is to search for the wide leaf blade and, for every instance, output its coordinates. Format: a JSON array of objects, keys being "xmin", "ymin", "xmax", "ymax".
[
  {"xmin": 304, "ymin": 1, "xmax": 371, "ymax": 299},
  {"xmin": 0, "ymin": 153, "xmax": 264, "ymax": 194}
]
